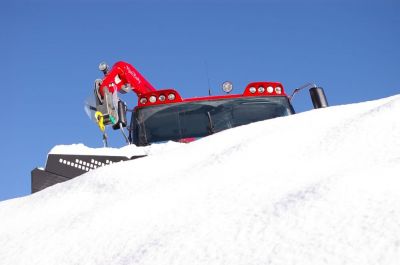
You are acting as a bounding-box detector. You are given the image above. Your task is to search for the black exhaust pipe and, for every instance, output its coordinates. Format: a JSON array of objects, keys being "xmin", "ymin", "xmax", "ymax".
[{"xmin": 309, "ymin": 87, "xmax": 329, "ymax": 109}]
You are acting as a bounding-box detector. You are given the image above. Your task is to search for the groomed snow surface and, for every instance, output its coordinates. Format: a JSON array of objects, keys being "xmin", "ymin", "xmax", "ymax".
[{"xmin": 1, "ymin": 95, "xmax": 400, "ymax": 265}]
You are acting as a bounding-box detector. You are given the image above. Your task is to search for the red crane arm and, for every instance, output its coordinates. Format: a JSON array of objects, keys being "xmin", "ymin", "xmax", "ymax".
[{"xmin": 99, "ymin": 61, "xmax": 156, "ymax": 97}]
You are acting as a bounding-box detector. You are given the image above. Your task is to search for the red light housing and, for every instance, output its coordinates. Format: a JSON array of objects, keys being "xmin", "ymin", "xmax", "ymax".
[
  {"xmin": 137, "ymin": 89, "xmax": 183, "ymax": 107},
  {"xmin": 243, "ymin": 82, "xmax": 286, "ymax": 96}
]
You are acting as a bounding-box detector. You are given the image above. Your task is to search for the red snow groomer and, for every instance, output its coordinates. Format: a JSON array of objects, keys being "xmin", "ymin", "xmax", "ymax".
[{"xmin": 31, "ymin": 61, "xmax": 328, "ymax": 193}]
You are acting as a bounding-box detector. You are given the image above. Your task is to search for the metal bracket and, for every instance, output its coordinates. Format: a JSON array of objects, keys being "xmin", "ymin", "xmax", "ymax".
[{"xmin": 289, "ymin": 82, "xmax": 317, "ymax": 101}]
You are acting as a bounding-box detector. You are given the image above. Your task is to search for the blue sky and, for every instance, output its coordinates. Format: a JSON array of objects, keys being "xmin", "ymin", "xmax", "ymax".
[{"xmin": 1, "ymin": 0, "xmax": 399, "ymax": 201}]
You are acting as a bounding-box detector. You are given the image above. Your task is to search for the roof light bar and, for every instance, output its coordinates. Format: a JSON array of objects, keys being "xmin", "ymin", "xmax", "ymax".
[
  {"xmin": 137, "ymin": 89, "xmax": 183, "ymax": 107},
  {"xmin": 244, "ymin": 82, "xmax": 286, "ymax": 96}
]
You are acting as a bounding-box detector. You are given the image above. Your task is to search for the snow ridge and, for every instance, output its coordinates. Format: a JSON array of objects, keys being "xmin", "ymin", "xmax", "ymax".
[{"xmin": 1, "ymin": 95, "xmax": 400, "ymax": 265}]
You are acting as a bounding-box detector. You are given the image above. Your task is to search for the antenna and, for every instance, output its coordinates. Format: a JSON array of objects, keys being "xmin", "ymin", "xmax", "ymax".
[{"xmin": 205, "ymin": 61, "xmax": 212, "ymax": 96}]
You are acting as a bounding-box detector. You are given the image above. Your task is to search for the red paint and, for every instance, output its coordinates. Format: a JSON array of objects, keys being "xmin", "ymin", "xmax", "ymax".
[
  {"xmin": 100, "ymin": 61, "xmax": 156, "ymax": 97},
  {"xmin": 177, "ymin": 137, "xmax": 197, "ymax": 143}
]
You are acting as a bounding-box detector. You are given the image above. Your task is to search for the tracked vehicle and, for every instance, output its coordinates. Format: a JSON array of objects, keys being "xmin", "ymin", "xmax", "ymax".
[{"xmin": 31, "ymin": 61, "xmax": 328, "ymax": 193}]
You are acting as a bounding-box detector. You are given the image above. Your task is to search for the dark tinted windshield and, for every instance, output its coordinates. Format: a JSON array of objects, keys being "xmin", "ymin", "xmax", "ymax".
[{"xmin": 131, "ymin": 96, "xmax": 294, "ymax": 146}]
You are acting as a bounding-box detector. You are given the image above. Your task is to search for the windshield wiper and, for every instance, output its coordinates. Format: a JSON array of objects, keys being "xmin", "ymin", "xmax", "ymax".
[{"xmin": 207, "ymin": 111, "xmax": 215, "ymax": 134}]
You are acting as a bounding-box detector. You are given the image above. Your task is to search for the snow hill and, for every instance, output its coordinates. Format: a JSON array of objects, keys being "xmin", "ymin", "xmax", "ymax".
[{"xmin": 1, "ymin": 95, "xmax": 400, "ymax": 265}]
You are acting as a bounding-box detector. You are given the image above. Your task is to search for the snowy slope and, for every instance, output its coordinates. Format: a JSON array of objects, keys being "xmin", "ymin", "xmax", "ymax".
[{"xmin": 1, "ymin": 95, "xmax": 400, "ymax": 265}]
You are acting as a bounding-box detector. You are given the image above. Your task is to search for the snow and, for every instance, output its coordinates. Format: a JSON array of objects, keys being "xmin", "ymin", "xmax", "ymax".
[
  {"xmin": 49, "ymin": 141, "xmax": 184, "ymax": 157},
  {"xmin": 1, "ymin": 95, "xmax": 400, "ymax": 265}
]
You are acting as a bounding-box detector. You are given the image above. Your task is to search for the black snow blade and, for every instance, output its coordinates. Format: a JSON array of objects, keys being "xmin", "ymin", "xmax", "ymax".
[{"xmin": 31, "ymin": 154, "xmax": 145, "ymax": 193}]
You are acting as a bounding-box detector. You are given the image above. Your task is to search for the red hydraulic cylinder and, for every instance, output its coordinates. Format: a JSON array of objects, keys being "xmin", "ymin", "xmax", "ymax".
[{"xmin": 100, "ymin": 61, "xmax": 156, "ymax": 97}]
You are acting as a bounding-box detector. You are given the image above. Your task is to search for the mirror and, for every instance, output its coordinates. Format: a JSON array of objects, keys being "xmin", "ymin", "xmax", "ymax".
[{"xmin": 309, "ymin": 87, "xmax": 329, "ymax": 109}]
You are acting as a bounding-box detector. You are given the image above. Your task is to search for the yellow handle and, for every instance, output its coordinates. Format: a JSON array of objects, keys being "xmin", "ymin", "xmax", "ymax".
[{"xmin": 95, "ymin": 111, "xmax": 105, "ymax": 132}]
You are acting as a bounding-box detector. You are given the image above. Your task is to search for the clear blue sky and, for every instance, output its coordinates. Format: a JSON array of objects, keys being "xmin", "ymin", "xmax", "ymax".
[{"xmin": 1, "ymin": 0, "xmax": 399, "ymax": 201}]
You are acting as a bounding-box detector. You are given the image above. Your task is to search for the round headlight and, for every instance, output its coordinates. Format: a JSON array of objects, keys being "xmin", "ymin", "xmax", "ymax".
[
  {"xmin": 275, "ymin": 86, "xmax": 282, "ymax": 94},
  {"xmin": 159, "ymin": 95, "xmax": 166, "ymax": 101},
  {"xmin": 258, "ymin": 86, "xmax": 265, "ymax": 93},
  {"xmin": 149, "ymin": 96, "xmax": 157, "ymax": 103},
  {"xmin": 249, "ymin": 87, "xmax": 256, "ymax": 94},
  {"xmin": 222, "ymin": 81, "xmax": 233, "ymax": 93},
  {"xmin": 98, "ymin": 61, "xmax": 108, "ymax": 72},
  {"xmin": 267, "ymin": 86, "xmax": 274, "ymax": 93},
  {"xmin": 140, "ymin": 98, "xmax": 147, "ymax": 104},
  {"xmin": 168, "ymin": 93, "xmax": 176, "ymax": 100}
]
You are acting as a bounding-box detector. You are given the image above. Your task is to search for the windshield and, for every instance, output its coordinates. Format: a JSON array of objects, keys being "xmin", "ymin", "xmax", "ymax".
[{"xmin": 131, "ymin": 96, "xmax": 294, "ymax": 146}]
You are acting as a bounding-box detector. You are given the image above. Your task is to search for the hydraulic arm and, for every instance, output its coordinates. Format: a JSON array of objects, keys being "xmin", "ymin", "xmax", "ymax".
[
  {"xmin": 98, "ymin": 61, "xmax": 156, "ymax": 97},
  {"xmin": 93, "ymin": 61, "xmax": 157, "ymax": 146}
]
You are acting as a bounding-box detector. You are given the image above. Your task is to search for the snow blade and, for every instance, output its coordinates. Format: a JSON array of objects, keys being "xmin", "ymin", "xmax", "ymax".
[{"xmin": 31, "ymin": 154, "xmax": 145, "ymax": 193}]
